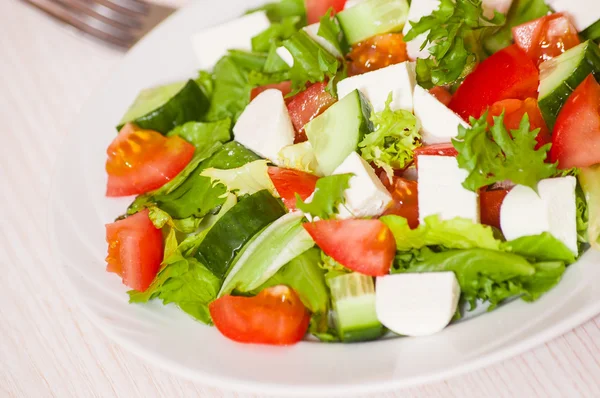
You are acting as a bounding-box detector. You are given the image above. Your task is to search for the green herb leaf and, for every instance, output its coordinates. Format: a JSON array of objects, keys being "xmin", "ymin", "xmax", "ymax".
[
  {"xmin": 247, "ymin": 0, "xmax": 306, "ymax": 24},
  {"xmin": 317, "ymin": 9, "xmax": 345, "ymax": 56},
  {"xmin": 452, "ymin": 112, "xmax": 557, "ymax": 192},
  {"xmin": 252, "ymin": 16, "xmax": 301, "ymax": 53},
  {"xmin": 359, "ymin": 93, "xmax": 421, "ymax": 181},
  {"xmin": 166, "ymin": 119, "xmax": 231, "ymax": 148},
  {"xmin": 296, "ymin": 174, "xmax": 352, "ymax": 220}
]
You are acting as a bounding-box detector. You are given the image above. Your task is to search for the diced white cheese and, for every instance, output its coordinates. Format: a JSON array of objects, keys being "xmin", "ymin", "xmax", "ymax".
[
  {"xmin": 402, "ymin": 0, "xmax": 439, "ymax": 60},
  {"xmin": 302, "ymin": 23, "xmax": 343, "ymax": 58},
  {"xmin": 538, "ymin": 177, "xmax": 578, "ymax": 254},
  {"xmin": 336, "ymin": 62, "xmax": 417, "ymax": 112},
  {"xmin": 500, "ymin": 185, "xmax": 550, "ymax": 240},
  {"xmin": 413, "ymin": 85, "xmax": 469, "ymax": 145},
  {"xmin": 344, "ymin": 0, "xmax": 365, "ymax": 10},
  {"xmin": 192, "ymin": 12, "xmax": 271, "ymax": 70},
  {"xmin": 482, "ymin": 0, "xmax": 514, "ymax": 19},
  {"xmin": 418, "ymin": 155, "xmax": 480, "ymax": 223},
  {"xmin": 332, "ymin": 152, "xmax": 393, "ymax": 219},
  {"xmin": 233, "ymin": 89, "xmax": 295, "ymax": 164},
  {"xmin": 545, "ymin": 0, "xmax": 600, "ymax": 31},
  {"xmin": 276, "ymin": 46, "xmax": 294, "ymax": 67},
  {"xmin": 376, "ymin": 272, "xmax": 461, "ymax": 337}
]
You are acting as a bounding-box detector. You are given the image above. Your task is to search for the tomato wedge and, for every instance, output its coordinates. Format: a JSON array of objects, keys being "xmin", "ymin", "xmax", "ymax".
[
  {"xmin": 250, "ymin": 81, "xmax": 293, "ymax": 103},
  {"xmin": 105, "ymin": 209, "xmax": 163, "ymax": 292},
  {"xmin": 303, "ymin": 219, "xmax": 396, "ymax": 276},
  {"xmin": 486, "ymin": 98, "xmax": 551, "ymax": 149},
  {"xmin": 480, "ymin": 188, "xmax": 510, "ymax": 230},
  {"xmin": 449, "ymin": 45, "xmax": 539, "ymax": 121},
  {"xmin": 513, "ymin": 13, "xmax": 580, "ymax": 66},
  {"xmin": 209, "ymin": 285, "xmax": 310, "ymax": 345},
  {"xmin": 347, "ymin": 33, "xmax": 408, "ymax": 76},
  {"xmin": 106, "ymin": 123, "xmax": 195, "ymax": 197},
  {"xmin": 267, "ymin": 167, "xmax": 319, "ymax": 211},
  {"xmin": 381, "ymin": 177, "xmax": 419, "ymax": 229},
  {"xmin": 305, "ymin": 0, "xmax": 346, "ymax": 24},
  {"xmin": 429, "ymin": 86, "xmax": 452, "ymax": 107},
  {"xmin": 550, "ymin": 74, "xmax": 600, "ymax": 169},
  {"xmin": 413, "ymin": 143, "xmax": 458, "ymax": 168},
  {"xmin": 287, "ymin": 82, "xmax": 337, "ymax": 143}
]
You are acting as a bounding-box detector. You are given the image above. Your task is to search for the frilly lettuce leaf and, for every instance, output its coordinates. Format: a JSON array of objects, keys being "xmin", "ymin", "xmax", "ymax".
[
  {"xmin": 201, "ymin": 159, "xmax": 278, "ymax": 197},
  {"xmin": 296, "ymin": 174, "xmax": 352, "ymax": 220},
  {"xmin": 277, "ymin": 141, "xmax": 323, "ymax": 176}
]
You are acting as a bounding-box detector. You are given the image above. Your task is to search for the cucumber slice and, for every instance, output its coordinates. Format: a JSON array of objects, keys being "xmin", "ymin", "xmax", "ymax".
[
  {"xmin": 581, "ymin": 19, "xmax": 600, "ymax": 43},
  {"xmin": 337, "ymin": 0, "xmax": 409, "ymax": 45},
  {"xmin": 329, "ymin": 273, "xmax": 383, "ymax": 342},
  {"xmin": 195, "ymin": 190, "xmax": 285, "ymax": 279},
  {"xmin": 118, "ymin": 80, "xmax": 210, "ymax": 134},
  {"xmin": 538, "ymin": 41, "xmax": 600, "ymax": 130},
  {"xmin": 305, "ymin": 89, "xmax": 373, "ymax": 175}
]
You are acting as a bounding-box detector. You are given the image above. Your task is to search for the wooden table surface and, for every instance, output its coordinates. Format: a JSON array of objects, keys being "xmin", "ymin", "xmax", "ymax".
[{"xmin": 3, "ymin": 0, "xmax": 600, "ymax": 396}]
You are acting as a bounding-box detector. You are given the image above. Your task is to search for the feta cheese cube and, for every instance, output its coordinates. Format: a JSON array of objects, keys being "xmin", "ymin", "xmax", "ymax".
[
  {"xmin": 502, "ymin": 177, "xmax": 578, "ymax": 254},
  {"xmin": 376, "ymin": 272, "xmax": 461, "ymax": 337},
  {"xmin": 332, "ymin": 152, "xmax": 393, "ymax": 219},
  {"xmin": 344, "ymin": 0, "xmax": 365, "ymax": 9},
  {"xmin": 276, "ymin": 46, "xmax": 294, "ymax": 67},
  {"xmin": 302, "ymin": 23, "xmax": 343, "ymax": 58},
  {"xmin": 402, "ymin": 0, "xmax": 439, "ymax": 60},
  {"xmin": 192, "ymin": 12, "xmax": 271, "ymax": 70},
  {"xmin": 418, "ymin": 155, "xmax": 480, "ymax": 223},
  {"xmin": 233, "ymin": 89, "xmax": 295, "ymax": 164},
  {"xmin": 413, "ymin": 85, "xmax": 470, "ymax": 145},
  {"xmin": 482, "ymin": 0, "xmax": 514, "ymax": 19},
  {"xmin": 545, "ymin": 0, "xmax": 600, "ymax": 31},
  {"xmin": 336, "ymin": 62, "xmax": 417, "ymax": 112}
]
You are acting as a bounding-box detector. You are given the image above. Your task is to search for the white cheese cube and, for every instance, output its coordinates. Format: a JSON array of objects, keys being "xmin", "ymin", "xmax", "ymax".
[
  {"xmin": 539, "ymin": 177, "xmax": 578, "ymax": 254},
  {"xmin": 302, "ymin": 23, "xmax": 343, "ymax": 58},
  {"xmin": 233, "ymin": 89, "xmax": 295, "ymax": 164},
  {"xmin": 500, "ymin": 185, "xmax": 550, "ymax": 241},
  {"xmin": 418, "ymin": 155, "xmax": 480, "ymax": 223},
  {"xmin": 376, "ymin": 272, "xmax": 461, "ymax": 337},
  {"xmin": 545, "ymin": 0, "xmax": 600, "ymax": 31},
  {"xmin": 402, "ymin": 0, "xmax": 439, "ymax": 60},
  {"xmin": 336, "ymin": 62, "xmax": 417, "ymax": 112},
  {"xmin": 276, "ymin": 46, "xmax": 294, "ymax": 67},
  {"xmin": 482, "ymin": 0, "xmax": 514, "ymax": 19},
  {"xmin": 192, "ymin": 12, "xmax": 270, "ymax": 70},
  {"xmin": 332, "ymin": 152, "xmax": 393, "ymax": 219},
  {"xmin": 413, "ymin": 85, "xmax": 470, "ymax": 145},
  {"xmin": 344, "ymin": 0, "xmax": 366, "ymax": 9}
]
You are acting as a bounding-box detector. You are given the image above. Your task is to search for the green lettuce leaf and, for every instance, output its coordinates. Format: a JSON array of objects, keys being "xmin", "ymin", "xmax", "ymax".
[
  {"xmin": 359, "ymin": 93, "xmax": 421, "ymax": 181},
  {"xmin": 317, "ymin": 10, "xmax": 346, "ymax": 57},
  {"xmin": 452, "ymin": 112, "xmax": 557, "ymax": 192},
  {"xmin": 404, "ymin": 0, "xmax": 505, "ymax": 88},
  {"xmin": 201, "ymin": 141, "xmax": 261, "ymax": 170},
  {"xmin": 277, "ymin": 141, "xmax": 322, "ymax": 175},
  {"xmin": 296, "ymin": 174, "xmax": 352, "ymax": 220},
  {"xmin": 195, "ymin": 71, "xmax": 213, "ymax": 100},
  {"xmin": 520, "ymin": 261, "xmax": 566, "ymax": 302},
  {"xmin": 200, "ymin": 160, "xmax": 278, "ymax": 197},
  {"xmin": 246, "ymin": 0, "xmax": 306, "ymax": 24},
  {"xmin": 381, "ymin": 214, "xmax": 501, "ymax": 251},
  {"xmin": 264, "ymin": 44, "xmax": 292, "ymax": 73},
  {"xmin": 579, "ymin": 165, "xmax": 600, "ymax": 250},
  {"xmin": 252, "ymin": 16, "xmax": 301, "ymax": 53},
  {"xmin": 147, "ymin": 206, "xmax": 202, "ymax": 233},
  {"xmin": 227, "ymin": 50, "xmax": 268, "ymax": 71},
  {"xmin": 166, "ymin": 119, "xmax": 231, "ymax": 148},
  {"xmin": 501, "ymin": 233, "xmax": 576, "ymax": 264}
]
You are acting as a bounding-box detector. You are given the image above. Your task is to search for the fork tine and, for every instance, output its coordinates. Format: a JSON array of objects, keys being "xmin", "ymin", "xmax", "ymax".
[
  {"xmin": 105, "ymin": 0, "xmax": 149, "ymax": 14},
  {"xmin": 53, "ymin": 0, "xmax": 140, "ymax": 29}
]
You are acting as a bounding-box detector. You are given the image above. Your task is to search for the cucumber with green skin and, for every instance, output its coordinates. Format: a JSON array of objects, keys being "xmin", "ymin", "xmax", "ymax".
[
  {"xmin": 117, "ymin": 80, "xmax": 210, "ymax": 134},
  {"xmin": 538, "ymin": 41, "xmax": 600, "ymax": 131},
  {"xmin": 337, "ymin": 0, "xmax": 409, "ymax": 45},
  {"xmin": 195, "ymin": 190, "xmax": 285, "ymax": 280},
  {"xmin": 581, "ymin": 19, "xmax": 600, "ymax": 43}
]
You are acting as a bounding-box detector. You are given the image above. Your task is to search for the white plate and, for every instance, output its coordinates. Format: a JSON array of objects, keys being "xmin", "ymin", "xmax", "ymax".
[{"xmin": 48, "ymin": 1, "xmax": 600, "ymax": 395}]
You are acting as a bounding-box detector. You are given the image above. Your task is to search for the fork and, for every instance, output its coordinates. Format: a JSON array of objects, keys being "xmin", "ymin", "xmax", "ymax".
[{"xmin": 21, "ymin": 0, "xmax": 176, "ymax": 49}]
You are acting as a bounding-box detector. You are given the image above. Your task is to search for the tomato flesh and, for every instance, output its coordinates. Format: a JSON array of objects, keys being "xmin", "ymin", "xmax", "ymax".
[
  {"xmin": 209, "ymin": 285, "xmax": 310, "ymax": 345},
  {"xmin": 380, "ymin": 177, "xmax": 419, "ymax": 229},
  {"xmin": 303, "ymin": 219, "xmax": 396, "ymax": 276},
  {"xmin": 105, "ymin": 209, "xmax": 163, "ymax": 292},
  {"xmin": 267, "ymin": 167, "xmax": 319, "ymax": 211},
  {"xmin": 513, "ymin": 13, "xmax": 580, "ymax": 66},
  {"xmin": 347, "ymin": 33, "xmax": 408, "ymax": 76},
  {"xmin": 449, "ymin": 45, "xmax": 539, "ymax": 121},
  {"xmin": 305, "ymin": 0, "xmax": 346, "ymax": 24},
  {"xmin": 550, "ymin": 74, "xmax": 600, "ymax": 169},
  {"xmin": 413, "ymin": 143, "xmax": 458, "ymax": 168},
  {"xmin": 106, "ymin": 124, "xmax": 195, "ymax": 197},
  {"xmin": 287, "ymin": 82, "xmax": 337, "ymax": 143},
  {"xmin": 250, "ymin": 81, "xmax": 293, "ymax": 103},
  {"xmin": 486, "ymin": 98, "xmax": 551, "ymax": 149},
  {"xmin": 429, "ymin": 86, "xmax": 452, "ymax": 107},
  {"xmin": 480, "ymin": 188, "xmax": 510, "ymax": 229}
]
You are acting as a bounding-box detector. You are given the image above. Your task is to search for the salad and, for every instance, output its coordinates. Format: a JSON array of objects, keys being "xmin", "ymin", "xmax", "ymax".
[{"xmin": 104, "ymin": 0, "xmax": 600, "ymax": 345}]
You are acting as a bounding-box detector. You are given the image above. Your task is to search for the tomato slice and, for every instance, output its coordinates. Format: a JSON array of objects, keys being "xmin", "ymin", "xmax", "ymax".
[
  {"xmin": 287, "ymin": 82, "xmax": 337, "ymax": 143},
  {"xmin": 486, "ymin": 98, "xmax": 551, "ymax": 149},
  {"xmin": 513, "ymin": 13, "xmax": 580, "ymax": 66},
  {"xmin": 305, "ymin": 0, "xmax": 346, "ymax": 24},
  {"xmin": 550, "ymin": 74, "xmax": 600, "ymax": 169},
  {"xmin": 449, "ymin": 45, "xmax": 539, "ymax": 121},
  {"xmin": 429, "ymin": 86, "xmax": 452, "ymax": 107},
  {"xmin": 381, "ymin": 177, "xmax": 419, "ymax": 229},
  {"xmin": 106, "ymin": 124, "xmax": 195, "ymax": 197},
  {"xmin": 267, "ymin": 167, "xmax": 319, "ymax": 211},
  {"xmin": 105, "ymin": 209, "xmax": 163, "ymax": 292},
  {"xmin": 413, "ymin": 143, "xmax": 458, "ymax": 168},
  {"xmin": 250, "ymin": 81, "xmax": 293, "ymax": 103},
  {"xmin": 303, "ymin": 219, "xmax": 396, "ymax": 276},
  {"xmin": 480, "ymin": 188, "xmax": 510, "ymax": 229},
  {"xmin": 347, "ymin": 33, "xmax": 408, "ymax": 76},
  {"xmin": 209, "ymin": 285, "xmax": 310, "ymax": 345}
]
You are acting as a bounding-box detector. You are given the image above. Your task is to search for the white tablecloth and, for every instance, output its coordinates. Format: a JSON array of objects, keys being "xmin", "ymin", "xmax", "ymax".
[{"xmin": 3, "ymin": 0, "xmax": 600, "ymax": 396}]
